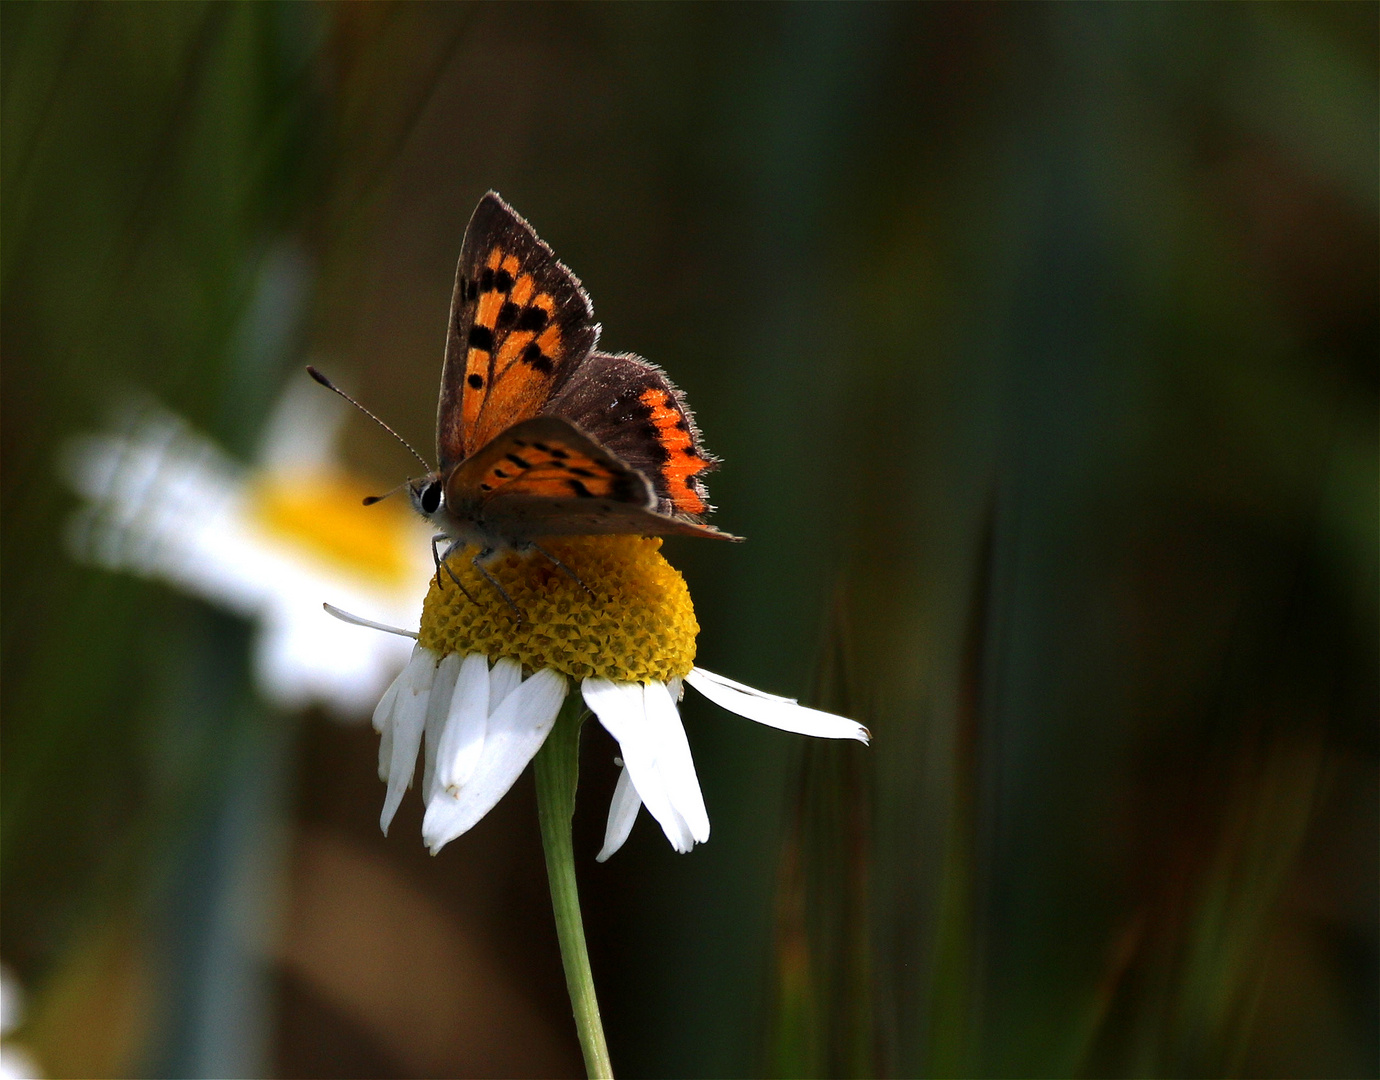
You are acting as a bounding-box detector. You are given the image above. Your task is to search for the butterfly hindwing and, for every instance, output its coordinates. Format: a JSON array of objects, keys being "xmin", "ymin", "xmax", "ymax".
[
  {"xmin": 545, "ymin": 351, "xmax": 720, "ymax": 521},
  {"xmin": 437, "ymin": 193, "xmax": 599, "ymax": 469},
  {"xmin": 445, "ymin": 416, "xmax": 728, "ymax": 541}
]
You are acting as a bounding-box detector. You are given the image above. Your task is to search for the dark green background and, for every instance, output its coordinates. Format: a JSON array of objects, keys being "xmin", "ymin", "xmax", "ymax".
[{"xmin": 4, "ymin": 4, "xmax": 1376, "ymax": 1077}]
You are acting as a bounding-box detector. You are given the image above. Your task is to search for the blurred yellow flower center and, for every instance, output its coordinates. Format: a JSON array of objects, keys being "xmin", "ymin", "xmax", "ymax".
[
  {"xmin": 418, "ymin": 536, "xmax": 698, "ymax": 682},
  {"xmin": 250, "ymin": 472, "xmax": 414, "ymax": 585}
]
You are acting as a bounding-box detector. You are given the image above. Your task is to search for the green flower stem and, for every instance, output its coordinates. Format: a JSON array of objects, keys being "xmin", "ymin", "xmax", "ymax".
[{"xmin": 534, "ymin": 691, "xmax": 614, "ymax": 1079}]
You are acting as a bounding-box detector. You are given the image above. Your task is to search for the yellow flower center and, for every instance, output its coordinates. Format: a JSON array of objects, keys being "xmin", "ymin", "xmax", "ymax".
[
  {"xmin": 418, "ymin": 536, "xmax": 698, "ymax": 682},
  {"xmin": 250, "ymin": 472, "xmax": 416, "ymax": 585}
]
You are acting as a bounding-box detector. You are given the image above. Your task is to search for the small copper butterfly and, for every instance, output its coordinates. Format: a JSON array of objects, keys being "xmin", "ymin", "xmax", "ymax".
[{"xmin": 369, "ymin": 192, "xmax": 741, "ymax": 604}]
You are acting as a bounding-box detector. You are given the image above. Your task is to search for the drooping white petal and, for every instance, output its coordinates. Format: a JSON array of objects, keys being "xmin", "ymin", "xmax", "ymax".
[
  {"xmin": 371, "ymin": 667, "xmax": 403, "ymax": 733},
  {"xmin": 643, "ymin": 682, "xmax": 710, "ymax": 843},
  {"xmin": 377, "ymin": 720, "xmax": 394, "ymax": 783},
  {"xmin": 583, "ymin": 679, "xmax": 694, "ymax": 854},
  {"xmin": 375, "ymin": 656, "xmax": 408, "ymax": 781},
  {"xmin": 596, "ymin": 766, "xmax": 643, "ymax": 862},
  {"xmin": 380, "ymin": 648, "xmax": 438, "ymax": 835},
  {"xmin": 685, "ymin": 667, "xmax": 871, "ymax": 743},
  {"xmin": 422, "ymin": 667, "xmax": 567, "ymax": 853},
  {"xmin": 488, "ymin": 656, "xmax": 522, "ymax": 707},
  {"xmin": 421, "ymin": 651, "xmax": 462, "ymax": 800},
  {"xmin": 435, "ymin": 652, "xmax": 491, "ymax": 794}
]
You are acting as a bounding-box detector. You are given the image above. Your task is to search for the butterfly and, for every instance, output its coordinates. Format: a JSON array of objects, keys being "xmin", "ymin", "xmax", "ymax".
[{"xmin": 396, "ymin": 192, "xmax": 737, "ymax": 607}]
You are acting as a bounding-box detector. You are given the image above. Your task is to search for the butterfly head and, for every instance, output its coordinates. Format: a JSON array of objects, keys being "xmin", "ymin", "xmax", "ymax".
[{"xmin": 408, "ymin": 471, "xmax": 447, "ymax": 523}]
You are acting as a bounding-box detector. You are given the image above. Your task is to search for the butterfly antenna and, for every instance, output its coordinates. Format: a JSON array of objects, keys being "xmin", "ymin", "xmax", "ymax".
[
  {"xmin": 362, "ymin": 480, "xmax": 410, "ymax": 506},
  {"xmin": 306, "ymin": 366, "xmax": 431, "ymax": 471}
]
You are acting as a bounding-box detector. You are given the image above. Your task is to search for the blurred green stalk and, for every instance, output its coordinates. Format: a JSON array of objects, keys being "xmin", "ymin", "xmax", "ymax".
[{"xmin": 534, "ymin": 694, "xmax": 614, "ymax": 1079}]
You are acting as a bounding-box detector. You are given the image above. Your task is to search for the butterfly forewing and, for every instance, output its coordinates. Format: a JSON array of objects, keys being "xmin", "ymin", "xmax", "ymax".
[{"xmin": 437, "ymin": 193, "xmax": 599, "ymax": 469}]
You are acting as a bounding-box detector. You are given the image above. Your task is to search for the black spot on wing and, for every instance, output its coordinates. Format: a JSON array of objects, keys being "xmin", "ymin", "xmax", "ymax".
[
  {"xmin": 493, "ymin": 268, "xmax": 514, "ymax": 293},
  {"xmin": 497, "ymin": 301, "xmax": 521, "ymax": 329},
  {"xmin": 567, "ymin": 479, "xmax": 594, "ymax": 498},
  {"xmin": 521, "ymin": 342, "xmax": 554, "ymax": 375},
  {"xmin": 516, "ymin": 306, "xmax": 549, "ymax": 331},
  {"xmin": 505, "ymin": 453, "xmax": 532, "ymax": 469},
  {"xmin": 468, "ymin": 325, "xmax": 494, "ymax": 352},
  {"xmin": 467, "ymin": 373, "xmax": 484, "ymax": 389}
]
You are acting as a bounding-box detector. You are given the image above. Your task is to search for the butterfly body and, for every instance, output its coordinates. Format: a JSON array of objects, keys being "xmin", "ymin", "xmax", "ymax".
[{"xmin": 413, "ymin": 193, "xmax": 738, "ymax": 581}]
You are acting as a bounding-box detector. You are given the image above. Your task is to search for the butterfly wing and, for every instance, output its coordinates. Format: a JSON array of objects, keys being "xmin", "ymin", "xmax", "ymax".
[
  {"xmin": 545, "ymin": 351, "xmax": 722, "ymax": 521},
  {"xmin": 445, "ymin": 416, "xmax": 733, "ymax": 540},
  {"xmin": 437, "ymin": 193, "xmax": 600, "ymax": 470}
]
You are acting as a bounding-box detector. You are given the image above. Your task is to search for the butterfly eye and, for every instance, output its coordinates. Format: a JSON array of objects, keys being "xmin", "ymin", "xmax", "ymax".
[{"xmin": 421, "ymin": 481, "xmax": 443, "ymax": 515}]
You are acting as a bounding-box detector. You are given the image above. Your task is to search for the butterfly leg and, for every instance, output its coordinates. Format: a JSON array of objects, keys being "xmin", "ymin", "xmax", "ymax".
[
  {"xmin": 529, "ymin": 541, "xmax": 596, "ymax": 601},
  {"xmin": 473, "ymin": 548, "xmax": 524, "ymax": 626},
  {"xmin": 433, "ymin": 534, "xmax": 478, "ymax": 604}
]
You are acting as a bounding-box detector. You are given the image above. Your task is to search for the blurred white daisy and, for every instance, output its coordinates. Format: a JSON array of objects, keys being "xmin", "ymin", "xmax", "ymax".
[
  {"xmin": 62, "ymin": 378, "xmax": 436, "ymax": 718},
  {"xmin": 348, "ymin": 535, "xmax": 869, "ymax": 859}
]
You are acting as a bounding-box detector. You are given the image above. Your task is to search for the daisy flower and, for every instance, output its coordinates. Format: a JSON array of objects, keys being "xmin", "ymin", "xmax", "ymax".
[
  {"xmin": 62, "ymin": 381, "xmax": 436, "ymax": 718},
  {"xmin": 355, "ymin": 534, "xmax": 869, "ymax": 858}
]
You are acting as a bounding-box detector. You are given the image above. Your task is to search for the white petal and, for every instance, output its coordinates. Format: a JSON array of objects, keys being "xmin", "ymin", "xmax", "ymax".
[
  {"xmin": 596, "ymin": 766, "xmax": 642, "ymax": 862},
  {"xmin": 435, "ymin": 652, "xmax": 491, "ymax": 793},
  {"xmin": 256, "ymin": 610, "xmax": 413, "ymax": 720},
  {"xmin": 687, "ymin": 667, "xmax": 797, "ymax": 704},
  {"xmin": 643, "ymin": 682, "xmax": 709, "ymax": 843},
  {"xmin": 422, "ymin": 652, "xmax": 462, "ymax": 800},
  {"xmin": 583, "ymin": 679, "xmax": 694, "ymax": 853},
  {"xmin": 322, "ymin": 602, "xmax": 418, "ymax": 639},
  {"xmin": 258, "ymin": 373, "xmax": 348, "ymax": 474},
  {"xmin": 380, "ymin": 650, "xmax": 437, "ymax": 835},
  {"xmin": 374, "ymin": 644, "xmax": 422, "ymax": 778},
  {"xmin": 377, "ymin": 720, "xmax": 394, "ymax": 783},
  {"xmin": 488, "ymin": 656, "xmax": 522, "ymax": 708},
  {"xmin": 685, "ymin": 667, "xmax": 871, "ymax": 743},
  {"xmin": 371, "ymin": 666, "xmax": 404, "ymax": 733},
  {"xmin": 422, "ymin": 668, "xmax": 567, "ymax": 853}
]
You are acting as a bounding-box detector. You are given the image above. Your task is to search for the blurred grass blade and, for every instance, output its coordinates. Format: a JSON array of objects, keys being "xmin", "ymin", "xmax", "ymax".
[{"xmin": 765, "ymin": 588, "xmax": 877, "ymax": 1079}]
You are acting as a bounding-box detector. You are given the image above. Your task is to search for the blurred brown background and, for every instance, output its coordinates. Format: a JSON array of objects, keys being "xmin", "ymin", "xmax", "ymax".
[{"xmin": 3, "ymin": 3, "xmax": 1375, "ymax": 1078}]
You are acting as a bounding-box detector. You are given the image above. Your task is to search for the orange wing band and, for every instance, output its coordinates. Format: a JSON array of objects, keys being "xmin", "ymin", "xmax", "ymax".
[{"xmin": 640, "ymin": 387, "xmax": 711, "ymax": 515}]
